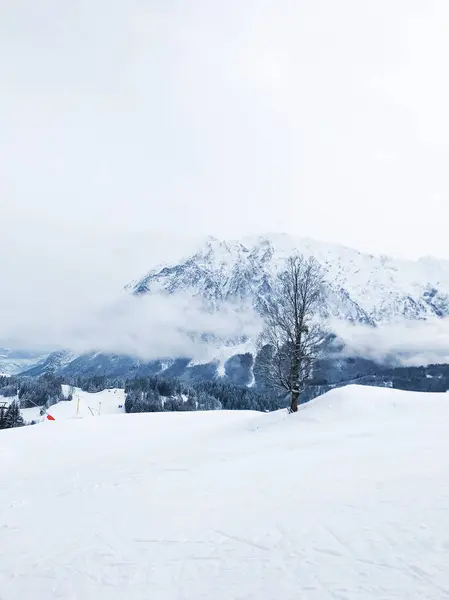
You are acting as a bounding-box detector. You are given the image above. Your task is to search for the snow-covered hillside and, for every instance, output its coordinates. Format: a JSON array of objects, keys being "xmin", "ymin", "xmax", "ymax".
[
  {"xmin": 132, "ymin": 234, "xmax": 449, "ymax": 323},
  {"xmin": 0, "ymin": 348, "xmax": 48, "ymax": 376},
  {"xmin": 20, "ymin": 350, "xmax": 77, "ymax": 377},
  {"xmin": 2, "ymin": 385, "xmax": 449, "ymax": 599},
  {"xmin": 20, "ymin": 386, "xmax": 125, "ymax": 423}
]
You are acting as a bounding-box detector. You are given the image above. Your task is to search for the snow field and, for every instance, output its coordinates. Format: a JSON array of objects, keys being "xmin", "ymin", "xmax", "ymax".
[
  {"xmin": 20, "ymin": 387, "xmax": 126, "ymax": 423},
  {"xmin": 1, "ymin": 385, "xmax": 449, "ymax": 599}
]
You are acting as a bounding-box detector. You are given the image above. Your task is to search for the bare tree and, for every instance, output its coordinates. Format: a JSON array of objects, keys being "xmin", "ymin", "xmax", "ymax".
[{"xmin": 259, "ymin": 255, "xmax": 325, "ymax": 412}]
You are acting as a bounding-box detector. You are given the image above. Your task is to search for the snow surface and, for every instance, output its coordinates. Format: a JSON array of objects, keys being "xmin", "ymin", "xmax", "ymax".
[
  {"xmin": 2, "ymin": 385, "xmax": 449, "ymax": 599},
  {"xmin": 20, "ymin": 387, "xmax": 125, "ymax": 423}
]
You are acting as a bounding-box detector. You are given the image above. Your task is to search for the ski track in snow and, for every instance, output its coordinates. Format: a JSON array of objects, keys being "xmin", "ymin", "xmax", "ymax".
[{"xmin": 1, "ymin": 385, "xmax": 449, "ymax": 599}]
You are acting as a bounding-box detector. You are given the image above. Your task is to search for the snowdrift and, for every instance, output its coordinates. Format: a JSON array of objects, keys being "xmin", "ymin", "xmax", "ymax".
[{"xmin": 1, "ymin": 385, "xmax": 449, "ymax": 599}]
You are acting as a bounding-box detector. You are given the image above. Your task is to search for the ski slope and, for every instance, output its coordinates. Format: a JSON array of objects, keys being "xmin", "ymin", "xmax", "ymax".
[
  {"xmin": 1, "ymin": 385, "xmax": 449, "ymax": 599},
  {"xmin": 20, "ymin": 386, "xmax": 125, "ymax": 423}
]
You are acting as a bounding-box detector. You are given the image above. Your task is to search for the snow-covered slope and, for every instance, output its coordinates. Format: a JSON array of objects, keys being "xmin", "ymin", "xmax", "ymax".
[
  {"xmin": 132, "ymin": 234, "xmax": 449, "ymax": 323},
  {"xmin": 0, "ymin": 348, "xmax": 49, "ymax": 376},
  {"xmin": 2, "ymin": 385, "xmax": 449, "ymax": 599},
  {"xmin": 20, "ymin": 386, "xmax": 125, "ymax": 423},
  {"xmin": 19, "ymin": 350, "xmax": 77, "ymax": 377}
]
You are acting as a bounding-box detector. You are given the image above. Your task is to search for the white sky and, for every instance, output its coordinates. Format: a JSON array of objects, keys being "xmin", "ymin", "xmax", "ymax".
[
  {"xmin": 2, "ymin": 0, "xmax": 449, "ymax": 264},
  {"xmin": 2, "ymin": 0, "xmax": 449, "ymax": 357}
]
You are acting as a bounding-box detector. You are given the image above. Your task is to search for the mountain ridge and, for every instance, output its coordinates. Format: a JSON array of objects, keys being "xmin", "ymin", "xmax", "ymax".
[
  {"xmin": 13, "ymin": 233, "xmax": 449, "ymax": 381},
  {"xmin": 131, "ymin": 233, "xmax": 449, "ymax": 323}
]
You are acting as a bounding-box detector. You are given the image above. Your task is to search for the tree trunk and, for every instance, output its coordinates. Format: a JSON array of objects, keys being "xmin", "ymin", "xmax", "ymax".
[
  {"xmin": 290, "ymin": 389, "xmax": 299, "ymax": 413},
  {"xmin": 290, "ymin": 340, "xmax": 300, "ymax": 413}
]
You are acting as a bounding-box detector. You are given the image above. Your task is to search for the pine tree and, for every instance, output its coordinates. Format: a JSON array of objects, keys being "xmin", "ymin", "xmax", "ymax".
[
  {"xmin": 0, "ymin": 402, "xmax": 8, "ymax": 429},
  {"xmin": 3, "ymin": 401, "xmax": 24, "ymax": 429}
]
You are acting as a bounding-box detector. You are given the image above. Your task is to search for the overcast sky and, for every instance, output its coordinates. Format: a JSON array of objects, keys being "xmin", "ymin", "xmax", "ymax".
[
  {"xmin": 2, "ymin": 0, "xmax": 449, "ymax": 265},
  {"xmin": 2, "ymin": 0, "xmax": 449, "ymax": 355}
]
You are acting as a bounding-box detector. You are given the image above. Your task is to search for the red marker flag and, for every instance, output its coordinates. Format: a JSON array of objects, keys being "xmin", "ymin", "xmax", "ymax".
[{"xmin": 47, "ymin": 414, "xmax": 55, "ymax": 421}]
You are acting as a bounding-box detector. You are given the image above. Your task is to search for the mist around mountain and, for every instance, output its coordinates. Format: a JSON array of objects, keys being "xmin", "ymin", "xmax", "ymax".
[{"xmin": 3, "ymin": 233, "xmax": 449, "ymax": 400}]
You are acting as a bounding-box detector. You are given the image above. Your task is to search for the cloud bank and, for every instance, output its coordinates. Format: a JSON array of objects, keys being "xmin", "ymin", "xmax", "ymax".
[
  {"xmin": 0, "ymin": 286, "xmax": 262, "ymax": 363},
  {"xmin": 0, "ymin": 225, "xmax": 262, "ymax": 362},
  {"xmin": 333, "ymin": 318, "xmax": 449, "ymax": 367}
]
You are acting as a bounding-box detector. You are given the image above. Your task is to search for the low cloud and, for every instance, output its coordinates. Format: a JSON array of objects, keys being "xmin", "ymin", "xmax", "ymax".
[
  {"xmin": 0, "ymin": 225, "xmax": 261, "ymax": 362},
  {"xmin": 0, "ymin": 287, "xmax": 262, "ymax": 362},
  {"xmin": 332, "ymin": 317, "xmax": 449, "ymax": 367}
]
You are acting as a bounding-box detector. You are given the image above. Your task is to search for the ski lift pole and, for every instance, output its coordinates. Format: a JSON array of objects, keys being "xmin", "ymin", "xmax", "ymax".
[{"xmin": 20, "ymin": 396, "xmax": 55, "ymax": 421}]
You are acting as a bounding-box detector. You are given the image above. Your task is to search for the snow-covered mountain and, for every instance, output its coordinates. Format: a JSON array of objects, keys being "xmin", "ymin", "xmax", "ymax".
[
  {"xmin": 20, "ymin": 350, "xmax": 77, "ymax": 377},
  {"xmin": 0, "ymin": 348, "xmax": 49, "ymax": 376},
  {"xmin": 17, "ymin": 234, "xmax": 449, "ymax": 380},
  {"xmin": 131, "ymin": 233, "xmax": 449, "ymax": 323}
]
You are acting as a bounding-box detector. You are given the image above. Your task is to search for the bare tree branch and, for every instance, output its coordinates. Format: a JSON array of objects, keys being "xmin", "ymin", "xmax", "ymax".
[{"xmin": 258, "ymin": 254, "xmax": 326, "ymax": 412}]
